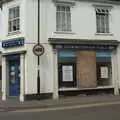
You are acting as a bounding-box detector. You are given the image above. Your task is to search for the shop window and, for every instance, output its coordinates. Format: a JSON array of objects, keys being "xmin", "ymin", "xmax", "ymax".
[
  {"xmin": 96, "ymin": 51, "xmax": 112, "ymax": 86},
  {"xmin": 58, "ymin": 63, "xmax": 76, "ymax": 87},
  {"xmin": 58, "ymin": 50, "xmax": 76, "ymax": 88},
  {"xmin": 58, "ymin": 50, "xmax": 112, "ymax": 88}
]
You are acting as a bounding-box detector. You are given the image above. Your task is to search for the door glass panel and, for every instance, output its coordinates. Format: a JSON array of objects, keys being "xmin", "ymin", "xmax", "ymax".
[
  {"xmin": 10, "ymin": 66, "xmax": 16, "ymax": 84},
  {"xmin": 11, "ymin": 66, "xmax": 15, "ymax": 71},
  {"xmin": 10, "ymin": 71, "xmax": 16, "ymax": 84}
]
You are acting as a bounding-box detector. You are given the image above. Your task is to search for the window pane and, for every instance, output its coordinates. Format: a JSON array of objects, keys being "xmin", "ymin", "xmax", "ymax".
[
  {"xmin": 96, "ymin": 14, "xmax": 101, "ymax": 33},
  {"xmin": 57, "ymin": 6, "xmax": 60, "ymax": 11},
  {"xmin": 101, "ymin": 14, "xmax": 105, "ymax": 33},
  {"xmin": 8, "ymin": 6, "xmax": 20, "ymax": 33},
  {"xmin": 61, "ymin": 12, "xmax": 66, "ymax": 31},
  {"xmin": 56, "ymin": 12, "xmax": 61, "ymax": 31},
  {"xmin": 8, "ymin": 21, "xmax": 12, "ymax": 32},
  {"xmin": 61, "ymin": 6, "xmax": 65, "ymax": 12},
  {"xmin": 58, "ymin": 50, "xmax": 76, "ymax": 62},
  {"xmin": 66, "ymin": 6, "xmax": 70, "ymax": 12},
  {"xmin": 9, "ymin": 8, "xmax": 14, "ymax": 19},
  {"xmin": 15, "ymin": 7, "xmax": 20, "ymax": 18},
  {"xmin": 67, "ymin": 12, "xmax": 71, "ymax": 31},
  {"xmin": 16, "ymin": 19, "xmax": 20, "ymax": 30},
  {"xmin": 13, "ymin": 20, "xmax": 17, "ymax": 31},
  {"xmin": 96, "ymin": 8, "xmax": 109, "ymax": 33},
  {"xmin": 56, "ymin": 6, "xmax": 71, "ymax": 32},
  {"xmin": 105, "ymin": 14, "xmax": 109, "ymax": 33}
]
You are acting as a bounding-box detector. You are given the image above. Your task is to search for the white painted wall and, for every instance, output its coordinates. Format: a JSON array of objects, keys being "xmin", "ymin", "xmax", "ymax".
[
  {"xmin": 0, "ymin": 0, "xmax": 27, "ymax": 96},
  {"xmin": 0, "ymin": 8, "xmax": 2, "ymax": 91},
  {"xmin": 0, "ymin": 54, "xmax": 1, "ymax": 90},
  {"xmin": 0, "ymin": 0, "xmax": 25, "ymax": 39},
  {"xmin": 0, "ymin": 9, "xmax": 2, "ymax": 38},
  {"xmin": 24, "ymin": 0, "xmax": 54, "ymax": 94},
  {"xmin": 38, "ymin": 0, "xmax": 120, "ymax": 91},
  {"xmin": 29, "ymin": 0, "xmax": 120, "ymax": 93},
  {"xmin": 46, "ymin": 1, "xmax": 120, "ymax": 41}
]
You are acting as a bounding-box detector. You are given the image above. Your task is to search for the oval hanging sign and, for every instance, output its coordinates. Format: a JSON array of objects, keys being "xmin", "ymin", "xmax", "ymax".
[{"xmin": 33, "ymin": 44, "xmax": 44, "ymax": 56}]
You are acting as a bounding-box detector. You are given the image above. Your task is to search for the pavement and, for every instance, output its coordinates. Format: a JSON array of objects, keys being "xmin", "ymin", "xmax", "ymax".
[{"xmin": 0, "ymin": 94, "xmax": 120, "ymax": 112}]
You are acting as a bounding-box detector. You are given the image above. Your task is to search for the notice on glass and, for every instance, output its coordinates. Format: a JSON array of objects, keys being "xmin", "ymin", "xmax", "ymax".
[
  {"xmin": 100, "ymin": 66, "xmax": 108, "ymax": 79},
  {"xmin": 62, "ymin": 65, "xmax": 73, "ymax": 82}
]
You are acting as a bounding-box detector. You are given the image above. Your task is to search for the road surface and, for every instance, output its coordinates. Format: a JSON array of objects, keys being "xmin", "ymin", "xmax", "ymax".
[{"xmin": 0, "ymin": 103, "xmax": 120, "ymax": 120}]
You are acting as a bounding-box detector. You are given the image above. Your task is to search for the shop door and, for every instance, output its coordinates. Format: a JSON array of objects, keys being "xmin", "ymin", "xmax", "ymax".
[{"xmin": 9, "ymin": 60, "xmax": 20, "ymax": 96}]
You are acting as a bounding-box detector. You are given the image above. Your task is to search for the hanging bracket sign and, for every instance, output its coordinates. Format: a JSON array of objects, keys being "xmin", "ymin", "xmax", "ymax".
[{"xmin": 33, "ymin": 44, "xmax": 44, "ymax": 56}]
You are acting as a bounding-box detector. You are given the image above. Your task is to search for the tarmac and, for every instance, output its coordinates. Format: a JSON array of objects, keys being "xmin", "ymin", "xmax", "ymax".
[{"xmin": 0, "ymin": 94, "xmax": 120, "ymax": 112}]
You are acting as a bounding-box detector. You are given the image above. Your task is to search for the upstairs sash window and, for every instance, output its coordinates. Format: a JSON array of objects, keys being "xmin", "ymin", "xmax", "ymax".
[
  {"xmin": 96, "ymin": 8, "xmax": 110, "ymax": 33},
  {"xmin": 56, "ymin": 5, "xmax": 71, "ymax": 32},
  {"xmin": 8, "ymin": 6, "xmax": 20, "ymax": 33}
]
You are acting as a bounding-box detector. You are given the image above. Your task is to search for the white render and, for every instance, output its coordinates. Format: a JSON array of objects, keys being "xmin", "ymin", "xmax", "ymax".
[{"xmin": 1, "ymin": 0, "xmax": 120, "ymax": 101}]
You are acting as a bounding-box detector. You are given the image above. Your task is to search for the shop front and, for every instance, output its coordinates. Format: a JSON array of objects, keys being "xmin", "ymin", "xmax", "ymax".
[
  {"xmin": 1, "ymin": 37, "xmax": 26, "ymax": 102},
  {"xmin": 49, "ymin": 38, "xmax": 119, "ymax": 95},
  {"xmin": 58, "ymin": 50, "xmax": 112, "ymax": 88}
]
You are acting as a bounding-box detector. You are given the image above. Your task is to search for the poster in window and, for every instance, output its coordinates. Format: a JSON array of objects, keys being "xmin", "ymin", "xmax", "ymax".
[
  {"xmin": 62, "ymin": 65, "xmax": 73, "ymax": 82},
  {"xmin": 100, "ymin": 66, "xmax": 108, "ymax": 79}
]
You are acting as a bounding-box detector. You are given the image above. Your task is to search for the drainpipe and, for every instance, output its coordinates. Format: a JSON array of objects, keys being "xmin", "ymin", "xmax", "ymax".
[{"xmin": 37, "ymin": 0, "xmax": 40, "ymax": 95}]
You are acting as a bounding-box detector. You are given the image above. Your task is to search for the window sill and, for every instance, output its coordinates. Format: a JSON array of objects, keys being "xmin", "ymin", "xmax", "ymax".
[
  {"xmin": 54, "ymin": 31, "xmax": 76, "ymax": 35},
  {"xmin": 95, "ymin": 33, "xmax": 113, "ymax": 36},
  {"xmin": 7, "ymin": 31, "xmax": 21, "ymax": 36}
]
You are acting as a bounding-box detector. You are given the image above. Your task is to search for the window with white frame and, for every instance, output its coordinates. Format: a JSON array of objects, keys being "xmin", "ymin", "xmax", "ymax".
[
  {"xmin": 56, "ymin": 5, "xmax": 71, "ymax": 32},
  {"xmin": 8, "ymin": 6, "xmax": 20, "ymax": 33},
  {"xmin": 96, "ymin": 7, "xmax": 110, "ymax": 33}
]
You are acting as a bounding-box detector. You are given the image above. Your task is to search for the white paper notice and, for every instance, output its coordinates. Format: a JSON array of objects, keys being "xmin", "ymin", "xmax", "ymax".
[
  {"xmin": 62, "ymin": 66, "xmax": 73, "ymax": 82},
  {"xmin": 100, "ymin": 66, "xmax": 108, "ymax": 79}
]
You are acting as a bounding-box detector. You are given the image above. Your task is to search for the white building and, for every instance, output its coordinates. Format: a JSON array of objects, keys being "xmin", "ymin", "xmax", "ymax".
[
  {"xmin": 0, "ymin": 0, "xmax": 120, "ymax": 102},
  {"xmin": 0, "ymin": 14, "xmax": 1, "ymax": 90}
]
